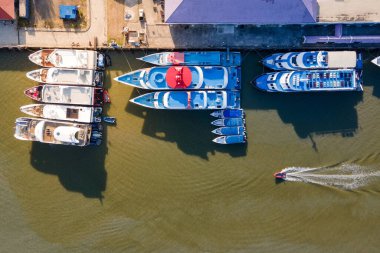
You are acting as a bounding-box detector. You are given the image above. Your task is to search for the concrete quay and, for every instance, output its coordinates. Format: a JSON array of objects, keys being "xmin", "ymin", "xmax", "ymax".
[{"xmin": 1, "ymin": 0, "xmax": 380, "ymax": 50}]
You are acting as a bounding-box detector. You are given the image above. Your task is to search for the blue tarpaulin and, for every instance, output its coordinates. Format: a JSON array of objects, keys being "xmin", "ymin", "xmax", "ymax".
[{"xmin": 59, "ymin": 5, "xmax": 77, "ymax": 20}]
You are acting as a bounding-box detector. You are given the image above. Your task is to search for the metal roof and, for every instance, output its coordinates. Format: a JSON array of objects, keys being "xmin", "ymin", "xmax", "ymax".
[{"xmin": 165, "ymin": 0, "xmax": 318, "ymax": 24}]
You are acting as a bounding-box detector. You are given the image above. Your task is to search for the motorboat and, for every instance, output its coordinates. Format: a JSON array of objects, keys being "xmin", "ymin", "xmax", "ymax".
[
  {"xmin": 273, "ymin": 171, "xmax": 286, "ymax": 179},
  {"xmin": 211, "ymin": 118, "xmax": 245, "ymax": 127},
  {"xmin": 103, "ymin": 116, "xmax": 116, "ymax": 124},
  {"xmin": 138, "ymin": 51, "xmax": 241, "ymax": 67},
  {"xmin": 20, "ymin": 104, "xmax": 102, "ymax": 123},
  {"xmin": 371, "ymin": 56, "xmax": 380, "ymax": 67},
  {"xmin": 28, "ymin": 49, "xmax": 105, "ymax": 69},
  {"xmin": 211, "ymin": 126, "xmax": 246, "ymax": 135},
  {"xmin": 26, "ymin": 68, "xmax": 104, "ymax": 86},
  {"xmin": 210, "ymin": 109, "xmax": 244, "ymax": 118},
  {"xmin": 114, "ymin": 66, "xmax": 241, "ymax": 90},
  {"xmin": 253, "ymin": 69, "xmax": 363, "ymax": 92},
  {"xmin": 24, "ymin": 85, "xmax": 106, "ymax": 106},
  {"xmin": 212, "ymin": 134, "xmax": 247, "ymax": 144},
  {"xmin": 262, "ymin": 51, "xmax": 359, "ymax": 70},
  {"xmin": 130, "ymin": 90, "xmax": 240, "ymax": 110},
  {"xmin": 14, "ymin": 117, "xmax": 103, "ymax": 146}
]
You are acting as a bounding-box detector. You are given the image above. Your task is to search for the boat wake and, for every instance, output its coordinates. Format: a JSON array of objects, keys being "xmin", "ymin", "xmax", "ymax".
[{"xmin": 281, "ymin": 164, "xmax": 380, "ymax": 190}]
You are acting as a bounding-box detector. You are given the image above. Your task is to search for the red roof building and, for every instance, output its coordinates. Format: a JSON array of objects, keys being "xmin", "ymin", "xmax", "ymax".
[{"xmin": 0, "ymin": 0, "xmax": 15, "ymax": 20}]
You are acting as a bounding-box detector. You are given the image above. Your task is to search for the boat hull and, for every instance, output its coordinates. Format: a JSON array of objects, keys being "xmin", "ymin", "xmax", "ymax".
[
  {"xmin": 211, "ymin": 118, "xmax": 245, "ymax": 127},
  {"xmin": 130, "ymin": 91, "xmax": 240, "ymax": 110},
  {"xmin": 138, "ymin": 51, "xmax": 241, "ymax": 67},
  {"xmin": 212, "ymin": 126, "xmax": 246, "ymax": 135},
  {"xmin": 212, "ymin": 134, "xmax": 246, "ymax": 144},
  {"xmin": 210, "ymin": 109, "xmax": 244, "ymax": 118},
  {"xmin": 114, "ymin": 66, "xmax": 241, "ymax": 90},
  {"xmin": 253, "ymin": 69, "xmax": 363, "ymax": 92}
]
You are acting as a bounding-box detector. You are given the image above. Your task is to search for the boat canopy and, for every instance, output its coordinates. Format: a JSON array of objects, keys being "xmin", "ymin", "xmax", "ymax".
[
  {"xmin": 167, "ymin": 52, "xmax": 185, "ymax": 64},
  {"xmin": 327, "ymin": 51, "xmax": 357, "ymax": 69},
  {"xmin": 165, "ymin": 66, "xmax": 192, "ymax": 89},
  {"xmin": 34, "ymin": 121, "xmax": 45, "ymax": 142},
  {"xmin": 53, "ymin": 126, "xmax": 80, "ymax": 143}
]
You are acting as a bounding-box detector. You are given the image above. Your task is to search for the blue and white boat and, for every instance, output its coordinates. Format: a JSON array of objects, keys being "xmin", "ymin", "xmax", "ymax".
[
  {"xmin": 212, "ymin": 126, "xmax": 246, "ymax": 136},
  {"xmin": 262, "ymin": 51, "xmax": 359, "ymax": 71},
  {"xmin": 210, "ymin": 109, "xmax": 244, "ymax": 118},
  {"xmin": 253, "ymin": 69, "xmax": 363, "ymax": 92},
  {"xmin": 211, "ymin": 118, "xmax": 245, "ymax": 127},
  {"xmin": 114, "ymin": 66, "xmax": 240, "ymax": 90},
  {"xmin": 138, "ymin": 51, "xmax": 241, "ymax": 67},
  {"xmin": 130, "ymin": 91, "xmax": 240, "ymax": 110},
  {"xmin": 212, "ymin": 134, "xmax": 247, "ymax": 144}
]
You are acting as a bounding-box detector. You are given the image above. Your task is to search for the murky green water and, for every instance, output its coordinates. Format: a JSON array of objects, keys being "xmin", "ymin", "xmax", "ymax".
[{"xmin": 1, "ymin": 49, "xmax": 380, "ymax": 252}]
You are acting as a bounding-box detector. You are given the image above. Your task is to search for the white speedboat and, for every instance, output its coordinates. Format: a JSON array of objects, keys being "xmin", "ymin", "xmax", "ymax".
[
  {"xmin": 28, "ymin": 49, "xmax": 105, "ymax": 69},
  {"xmin": 20, "ymin": 104, "xmax": 102, "ymax": 123},
  {"xmin": 26, "ymin": 68, "xmax": 104, "ymax": 86},
  {"xmin": 14, "ymin": 117, "xmax": 103, "ymax": 146}
]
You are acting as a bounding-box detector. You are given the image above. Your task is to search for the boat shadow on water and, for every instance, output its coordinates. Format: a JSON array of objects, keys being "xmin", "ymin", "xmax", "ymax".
[
  {"xmin": 125, "ymin": 89, "xmax": 247, "ymax": 160},
  {"xmin": 29, "ymin": 125, "xmax": 108, "ymax": 200}
]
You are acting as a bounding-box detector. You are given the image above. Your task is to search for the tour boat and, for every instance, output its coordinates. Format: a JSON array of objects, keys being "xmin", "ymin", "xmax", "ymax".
[
  {"xmin": 138, "ymin": 51, "xmax": 241, "ymax": 67},
  {"xmin": 210, "ymin": 109, "xmax": 245, "ymax": 118},
  {"xmin": 273, "ymin": 171, "xmax": 287, "ymax": 179},
  {"xmin": 211, "ymin": 126, "xmax": 246, "ymax": 136},
  {"xmin": 114, "ymin": 66, "xmax": 241, "ymax": 90},
  {"xmin": 212, "ymin": 134, "xmax": 247, "ymax": 144},
  {"xmin": 14, "ymin": 117, "xmax": 103, "ymax": 146},
  {"xmin": 371, "ymin": 56, "xmax": 380, "ymax": 67},
  {"xmin": 28, "ymin": 49, "xmax": 105, "ymax": 69},
  {"xmin": 211, "ymin": 118, "xmax": 245, "ymax": 127},
  {"xmin": 24, "ymin": 85, "xmax": 107, "ymax": 106},
  {"xmin": 253, "ymin": 69, "xmax": 363, "ymax": 92},
  {"xmin": 20, "ymin": 104, "xmax": 102, "ymax": 123},
  {"xmin": 26, "ymin": 68, "xmax": 103, "ymax": 86},
  {"xmin": 130, "ymin": 90, "xmax": 240, "ymax": 110},
  {"xmin": 262, "ymin": 51, "xmax": 359, "ymax": 70}
]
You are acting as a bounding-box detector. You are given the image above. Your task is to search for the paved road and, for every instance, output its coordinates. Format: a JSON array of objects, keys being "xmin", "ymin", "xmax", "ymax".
[{"xmin": 18, "ymin": 0, "xmax": 107, "ymax": 48}]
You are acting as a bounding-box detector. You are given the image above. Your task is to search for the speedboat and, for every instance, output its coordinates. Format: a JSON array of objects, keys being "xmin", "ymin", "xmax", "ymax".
[
  {"xmin": 211, "ymin": 126, "xmax": 246, "ymax": 135},
  {"xmin": 24, "ymin": 85, "xmax": 106, "ymax": 106},
  {"xmin": 114, "ymin": 66, "xmax": 241, "ymax": 90},
  {"xmin": 26, "ymin": 68, "xmax": 104, "ymax": 86},
  {"xmin": 371, "ymin": 56, "xmax": 380, "ymax": 67},
  {"xmin": 20, "ymin": 104, "xmax": 102, "ymax": 123},
  {"xmin": 130, "ymin": 90, "xmax": 240, "ymax": 110},
  {"xmin": 138, "ymin": 51, "xmax": 241, "ymax": 66},
  {"xmin": 14, "ymin": 117, "xmax": 103, "ymax": 146},
  {"xmin": 103, "ymin": 116, "xmax": 116, "ymax": 124},
  {"xmin": 253, "ymin": 69, "xmax": 363, "ymax": 92},
  {"xmin": 210, "ymin": 109, "xmax": 244, "ymax": 118},
  {"xmin": 28, "ymin": 49, "xmax": 105, "ymax": 69},
  {"xmin": 273, "ymin": 171, "xmax": 286, "ymax": 179},
  {"xmin": 262, "ymin": 51, "xmax": 359, "ymax": 70},
  {"xmin": 212, "ymin": 134, "xmax": 247, "ymax": 144},
  {"xmin": 211, "ymin": 118, "xmax": 245, "ymax": 127}
]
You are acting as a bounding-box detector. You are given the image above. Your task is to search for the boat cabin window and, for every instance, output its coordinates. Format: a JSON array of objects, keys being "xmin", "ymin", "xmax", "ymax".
[{"xmin": 66, "ymin": 108, "xmax": 79, "ymax": 119}]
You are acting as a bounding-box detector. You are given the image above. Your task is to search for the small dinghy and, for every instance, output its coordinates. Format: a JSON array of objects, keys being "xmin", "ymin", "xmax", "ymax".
[
  {"xmin": 211, "ymin": 118, "xmax": 245, "ymax": 127},
  {"xmin": 103, "ymin": 116, "xmax": 116, "ymax": 124},
  {"xmin": 371, "ymin": 56, "xmax": 380, "ymax": 67},
  {"xmin": 212, "ymin": 134, "xmax": 246, "ymax": 144},
  {"xmin": 212, "ymin": 126, "xmax": 245, "ymax": 136},
  {"xmin": 210, "ymin": 109, "xmax": 244, "ymax": 118},
  {"xmin": 273, "ymin": 171, "xmax": 286, "ymax": 179}
]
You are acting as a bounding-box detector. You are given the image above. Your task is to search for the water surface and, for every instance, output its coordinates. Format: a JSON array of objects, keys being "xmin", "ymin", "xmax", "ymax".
[{"xmin": 1, "ymin": 49, "xmax": 380, "ymax": 252}]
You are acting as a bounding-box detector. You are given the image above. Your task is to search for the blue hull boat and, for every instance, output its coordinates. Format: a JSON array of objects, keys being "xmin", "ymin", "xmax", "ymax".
[
  {"xmin": 103, "ymin": 116, "xmax": 116, "ymax": 124},
  {"xmin": 130, "ymin": 91, "xmax": 240, "ymax": 110},
  {"xmin": 211, "ymin": 118, "xmax": 245, "ymax": 127},
  {"xmin": 262, "ymin": 51, "xmax": 360, "ymax": 71},
  {"xmin": 213, "ymin": 134, "xmax": 246, "ymax": 144},
  {"xmin": 253, "ymin": 69, "xmax": 363, "ymax": 92},
  {"xmin": 212, "ymin": 126, "xmax": 246, "ymax": 136},
  {"xmin": 138, "ymin": 51, "xmax": 241, "ymax": 67},
  {"xmin": 210, "ymin": 109, "xmax": 244, "ymax": 118},
  {"xmin": 114, "ymin": 66, "xmax": 240, "ymax": 90}
]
